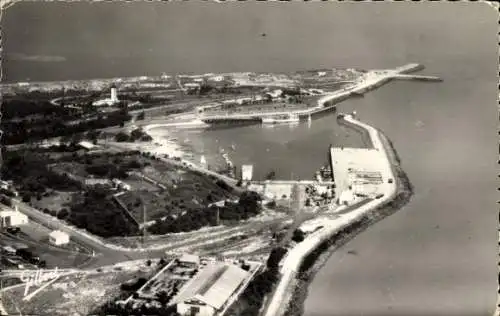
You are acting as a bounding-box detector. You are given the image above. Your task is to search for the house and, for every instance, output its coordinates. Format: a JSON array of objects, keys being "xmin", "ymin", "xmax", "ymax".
[
  {"xmin": 172, "ymin": 262, "xmax": 249, "ymax": 316},
  {"xmin": 77, "ymin": 141, "xmax": 98, "ymax": 151},
  {"xmin": 49, "ymin": 230, "xmax": 70, "ymax": 246},
  {"xmin": 0, "ymin": 209, "xmax": 28, "ymax": 228}
]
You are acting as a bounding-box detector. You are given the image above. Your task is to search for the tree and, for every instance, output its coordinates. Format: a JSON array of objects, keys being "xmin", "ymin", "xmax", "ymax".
[
  {"xmin": 292, "ymin": 229, "xmax": 305, "ymax": 243},
  {"xmin": 57, "ymin": 208, "xmax": 69, "ymax": 219},
  {"xmin": 265, "ymin": 170, "xmax": 276, "ymax": 180},
  {"xmin": 266, "ymin": 200, "xmax": 276, "ymax": 209},
  {"xmin": 115, "ymin": 132, "xmax": 129, "ymax": 142},
  {"xmin": 22, "ymin": 194, "xmax": 31, "ymax": 203},
  {"xmin": 137, "ymin": 111, "xmax": 146, "ymax": 121},
  {"xmin": 157, "ymin": 290, "xmax": 169, "ymax": 306},
  {"xmin": 266, "ymin": 247, "xmax": 288, "ymax": 269}
]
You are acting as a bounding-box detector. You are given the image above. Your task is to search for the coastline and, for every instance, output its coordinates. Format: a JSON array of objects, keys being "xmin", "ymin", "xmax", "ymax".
[{"xmin": 283, "ymin": 129, "xmax": 414, "ymax": 316}]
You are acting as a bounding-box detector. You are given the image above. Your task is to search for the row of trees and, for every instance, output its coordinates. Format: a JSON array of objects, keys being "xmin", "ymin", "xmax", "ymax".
[
  {"xmin": 228, "ymin": 247, "xmax": 286, "ymax": 316},
  {"xmin": 115, "ymin": 128, "xmax": 153, "ymax": 143}
]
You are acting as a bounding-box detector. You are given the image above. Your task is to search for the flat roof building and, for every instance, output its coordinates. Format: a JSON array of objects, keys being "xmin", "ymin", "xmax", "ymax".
[
  {"xmin": 241, "ymin": 165, "xmax": 253, "ymax": 181},
  {"xmin": 49, "ymin": 230, "xmax": 70, "ymax": 246},
  {"xmin": 0, "ymin": 209, "xmax": 28, "ymax": 228},
  {"xmin": 78, "ymin": 141, "xmax": 98, "ymax": 151},
  {"xmin": 178, "ymin": 253, "xmax": 200, "ymax": 267},
  {"xmin": 172, "ymin": 262, "xmax": 249, "ymax": 316}
]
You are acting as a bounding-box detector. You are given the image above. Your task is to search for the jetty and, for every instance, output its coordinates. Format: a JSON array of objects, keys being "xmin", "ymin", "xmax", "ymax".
[{"xmin": 193, "ymin": 63, "xmax": 441, "ymax": 125}]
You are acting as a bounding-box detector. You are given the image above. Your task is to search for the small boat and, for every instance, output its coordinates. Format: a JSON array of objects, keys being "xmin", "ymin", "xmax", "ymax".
[
  {"xmin": 262, "ymin": 113, "xmax": 300, "ymax": 125},
  {"xmin": 231, "ymin": 144, "xmax": 236, "ymax": 151}
]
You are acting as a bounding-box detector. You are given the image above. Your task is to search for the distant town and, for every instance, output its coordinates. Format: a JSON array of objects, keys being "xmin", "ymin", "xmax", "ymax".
[{"xmin": 0, "ymin": 64, "xmax": 440, "ymax": 316}]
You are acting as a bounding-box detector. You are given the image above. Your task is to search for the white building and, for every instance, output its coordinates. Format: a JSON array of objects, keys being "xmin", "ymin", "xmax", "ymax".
[
  {"xmin": 338, "ymin": 189, "xmax": 355, "ymax": 205},
  {"xmin": 77, "ymin": 141, "xmax": 98, "ymax": 151},
  {"xmin": 200, "ymin": 155, "xmax": 207, "ymax": 169},
  {"xmin": 49, "ymin": 230, "xmax": 70, "ymax": 246},
  {"xmin": 112, "ymin": 179, "xmax": 132, "ymax": 191},
  {"xmin": 173, "ymin": 262, "xmax": 250, "ymax": 316},
  {"xmin": 178, "ymin": 253, "xmax": 200, "ymax": 268},
  {"xmin": 0, "ymin": 209, "xmax": 28, "ymax": 228},
  {"xmin": 210, "ymin": 75, "xmax": 225, "ymax": 82},
  {"xmin": 241, "ymin": 165, "xmax": 253, "ymax": 181},
  {"xmin": 92, "ymin": 85, "xmax": 120, "ymax": 107}
]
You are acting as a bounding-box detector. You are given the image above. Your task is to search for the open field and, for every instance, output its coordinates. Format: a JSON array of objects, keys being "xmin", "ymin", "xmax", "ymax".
[{"xmin": 1, "ymin": 267, "xmax": 159, "ymax": 316}]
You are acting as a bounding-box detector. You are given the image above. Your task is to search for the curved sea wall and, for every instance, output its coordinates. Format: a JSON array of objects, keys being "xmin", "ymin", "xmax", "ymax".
[
  {"xmin": 283, "ymin": 129, "xmax": 414, "ymax": 316},
  {"xmin": 262, "ymin": 115, "xmax": 413, "ymax": 316}
]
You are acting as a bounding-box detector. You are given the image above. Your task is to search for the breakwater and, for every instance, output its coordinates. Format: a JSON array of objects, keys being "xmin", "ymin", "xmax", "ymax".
[
  {"xmin": 196, "ymin": 63, "xmax": 439, "ymax": 127},
  {"xmin": 262, "ymin": 114, "xmax": 403, "ymax": 316},
  {"xmin": 283, "ymin": 130, "xmax": 414, "ymax": 316},
  {"xmin": 336, "ymin": 114, "xmax": 373, "ymax": 148}
]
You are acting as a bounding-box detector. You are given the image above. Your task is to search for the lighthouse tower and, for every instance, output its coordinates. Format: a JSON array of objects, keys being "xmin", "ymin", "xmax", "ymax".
[{"xmin": 110, "ymin": 85, "xmax": 118, "ymax": 103}]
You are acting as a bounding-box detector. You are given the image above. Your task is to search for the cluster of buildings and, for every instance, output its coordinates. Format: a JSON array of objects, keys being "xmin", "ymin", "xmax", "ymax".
[
  {"xmin": 0, "ymin": 204, "xmax": 70, "ymax": 246},
  {"xmin": 330, "ymin": 145, "xmax": 390, "ymax": 205},
  {"xmin": 121, "ymin": 253, "xmax": 261, "ymax": 316}
]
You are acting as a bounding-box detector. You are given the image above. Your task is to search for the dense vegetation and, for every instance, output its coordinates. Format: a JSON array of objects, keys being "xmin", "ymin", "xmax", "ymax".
[
  {"xmin": 149, "ymin": 190, "xmax": 262, "ymax": 234},
  {"xmin": 1, "ymin": 150, "xmax": 82, "ymax": 199},
  {"xmin": 115, "ymin": 128, "xmax": 153, "ymax": 142},
  {"xmin": 2, "ymin": 99, "xmax": 131, "ymax": 145},
  {"xmin": 226, "ymin": 247, "xmax": 286, "ymax": 316},
  {"xmin": 69, "ymin": 187, "xmax": 139, "ymax": 237}
]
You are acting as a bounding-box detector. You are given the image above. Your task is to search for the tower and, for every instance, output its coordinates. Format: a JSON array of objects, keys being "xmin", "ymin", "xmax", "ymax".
[{"xmin": 110, "ymin": 85, "xmax": 118, "ymax": 103}]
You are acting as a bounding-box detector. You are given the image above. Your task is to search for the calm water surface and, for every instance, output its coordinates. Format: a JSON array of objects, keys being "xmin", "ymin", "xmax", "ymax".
[{"xmin": 3, "ymin": 2, "xmax": 497, "ymax": 315}]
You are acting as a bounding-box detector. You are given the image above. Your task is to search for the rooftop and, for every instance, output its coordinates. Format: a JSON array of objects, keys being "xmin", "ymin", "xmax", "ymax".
[
  {"xmin": 171, "ymin": 262, "xmax": 249, "ymax": 310},
  {"xmin": 49, "ymin": 230, "xmax": 69, "ymax": 239},
  {"xmin": 178, "ymin": 253, "xmax": 200, "ymax": 264}
]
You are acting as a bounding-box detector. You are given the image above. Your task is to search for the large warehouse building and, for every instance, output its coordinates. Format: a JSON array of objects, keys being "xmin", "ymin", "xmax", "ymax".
[{"xmin": 172, "ymin": 262, "xmax": 249, "ymax": 316}]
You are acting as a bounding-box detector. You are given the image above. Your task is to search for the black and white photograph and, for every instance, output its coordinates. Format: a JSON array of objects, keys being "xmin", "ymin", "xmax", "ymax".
[{"xmin": 0, "ymin": 1, "xmax": 498, "ymax": 316}]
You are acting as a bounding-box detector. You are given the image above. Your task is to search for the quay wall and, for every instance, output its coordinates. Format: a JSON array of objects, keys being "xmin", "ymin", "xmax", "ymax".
[
  {"xmin": 394, "ymin": 63, "xmax": 424, "ymax": 74},
  {"xmin": 336, "ymin": 114, "xmax": 374, "ymax": 148}
]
